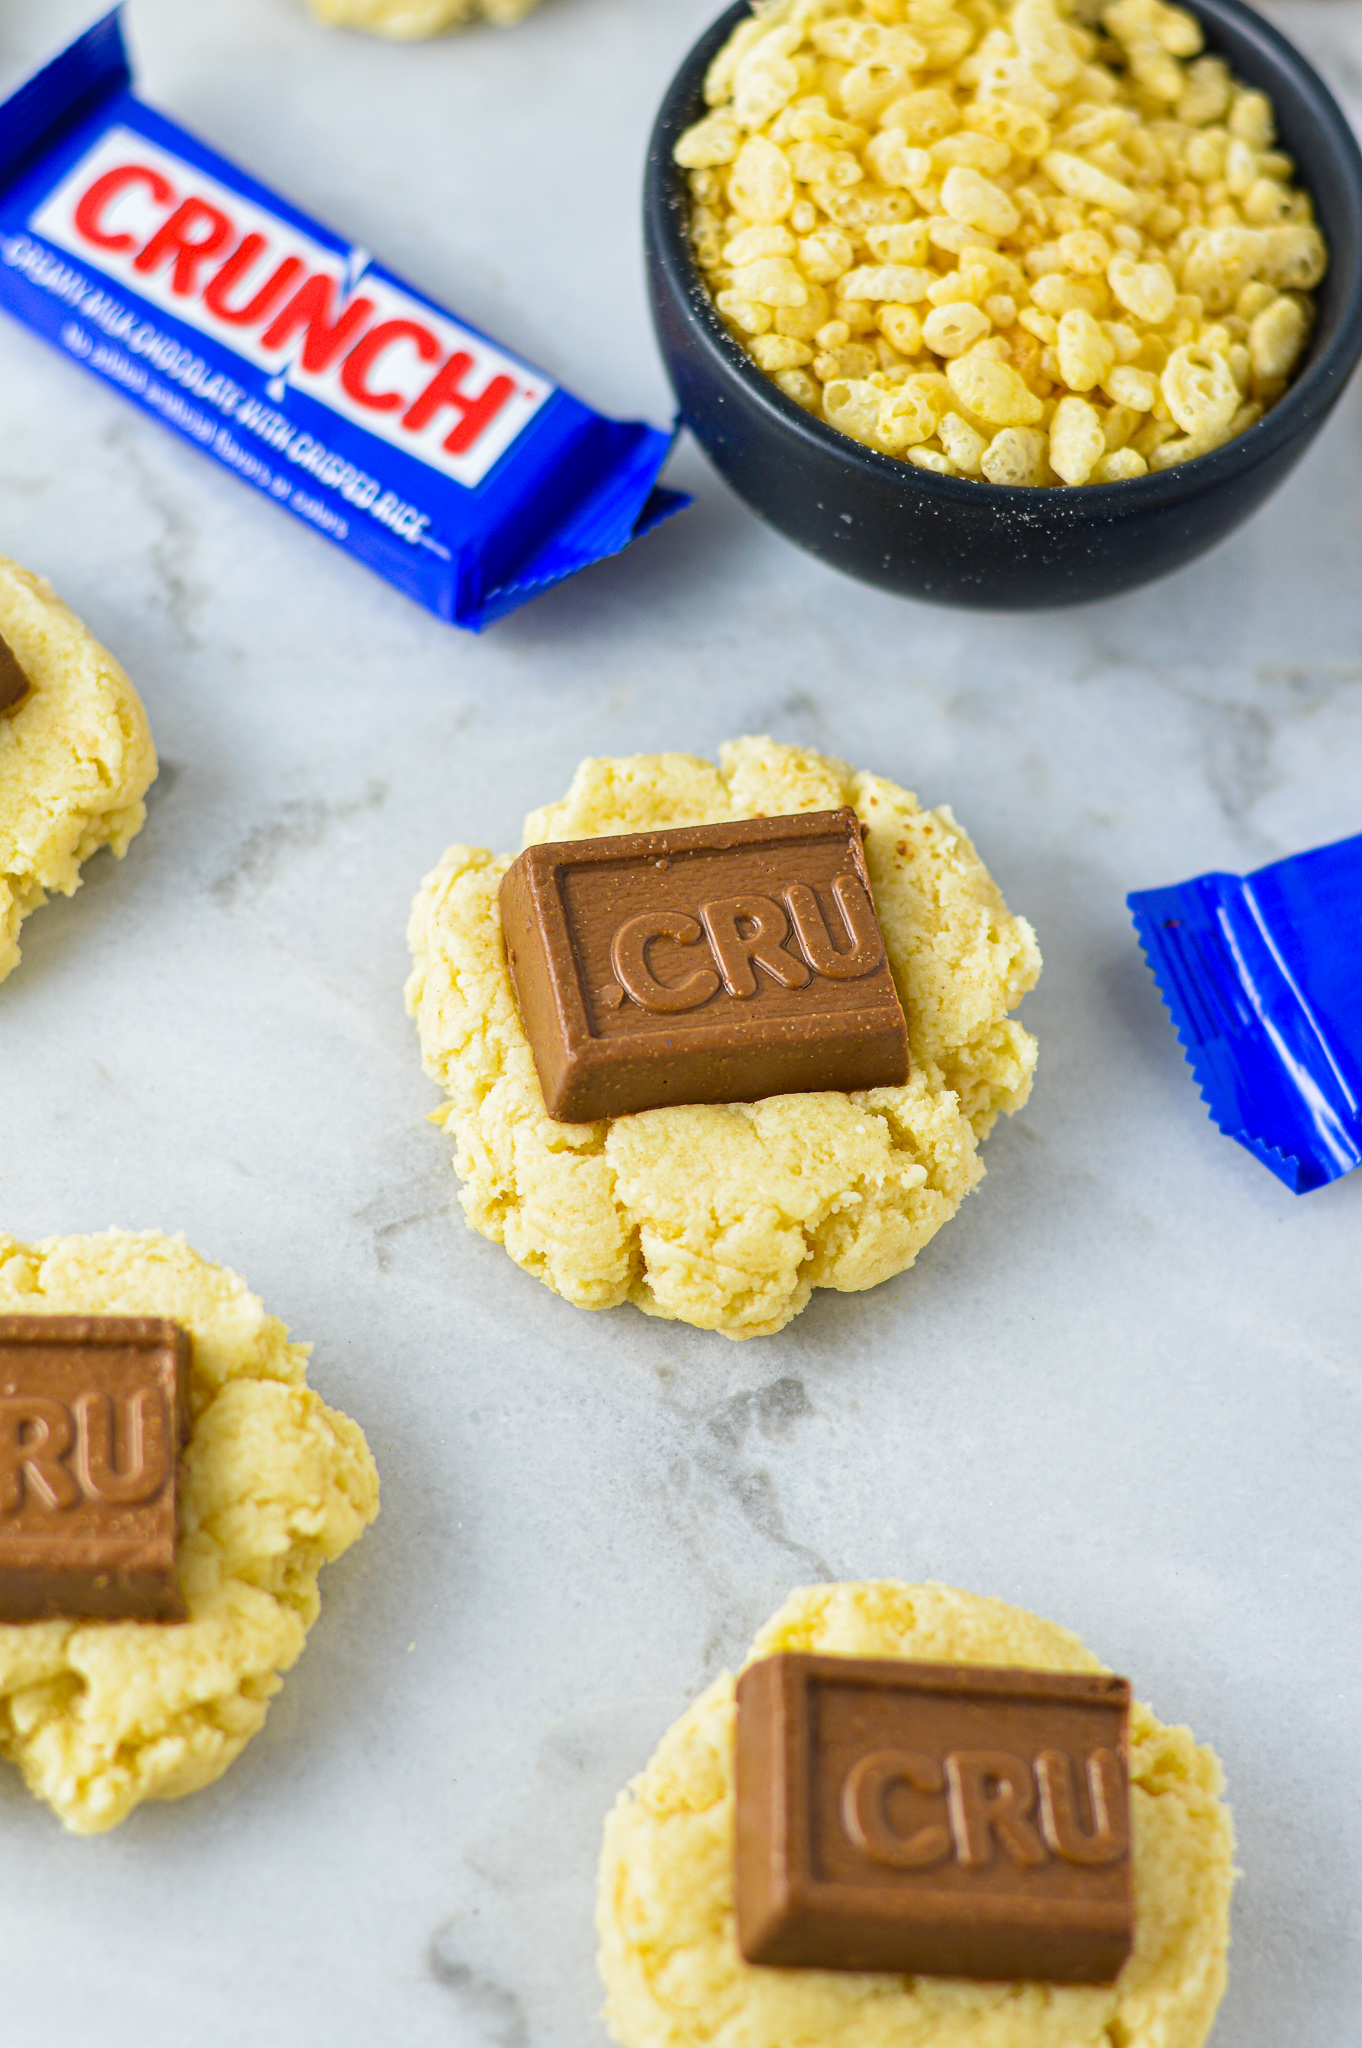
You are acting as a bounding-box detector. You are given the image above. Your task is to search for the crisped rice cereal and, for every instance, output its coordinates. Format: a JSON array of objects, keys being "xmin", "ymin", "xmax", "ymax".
[
  {"xmin": 305, "ymin": 0, "xmax": 539, "ymax": 36},
  {"xmin": 678, "ymin": 0, "xmax": 1326, "ymax": 484}
]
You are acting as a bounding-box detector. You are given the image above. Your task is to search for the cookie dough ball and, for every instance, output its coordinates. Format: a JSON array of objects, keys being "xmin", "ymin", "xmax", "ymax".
[
  {"xmin": 0, "ymin": 557, "xmax": 156, "ymax": 986},
  {"xmin": 305, "ymin": 0, "xmax": 540, "ymax": 38},
  {"xmin": 406, "ymin": 739, "xmax": 1040, "ymax": 1340},
  {"xmin": 598, "ymin": 1582, "xmax": 1234, "ymax": 2048},
  {"xmin": 0, "ymin": 1231, "xmax": 379, "ymax": 1833}
]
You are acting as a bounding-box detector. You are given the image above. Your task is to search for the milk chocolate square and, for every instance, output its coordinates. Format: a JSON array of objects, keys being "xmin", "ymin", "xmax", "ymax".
[
  {"xmin": 735, "ymin": 1654, "xmax": 1133, "ymax": 1984},
  {"xmin": 0, "ymin": 1316, "xmax": 192, "ymax": 1622},
  {"xmin": 498, "ymin": 808, "xmax": 909, "ymax": 1122},
  {"xmin": 0, "ymin": 630, "xmax": 29, "ymax": 713}
]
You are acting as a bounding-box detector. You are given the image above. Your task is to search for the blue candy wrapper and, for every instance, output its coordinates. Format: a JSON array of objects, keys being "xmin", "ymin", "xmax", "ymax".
[
  {"xmin": 1130, "ymin": 832, "xmax": 1362, "ymax": 1193},
  {"xmin": 0, "ymin": 11, "xmax": 686, "ymax": 628}
]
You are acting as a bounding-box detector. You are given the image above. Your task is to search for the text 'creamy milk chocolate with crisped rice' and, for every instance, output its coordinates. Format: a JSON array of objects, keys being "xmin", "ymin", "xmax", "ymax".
[
  {"xmin": 0, "ymin": 1316, "xmax": 192, "ymax": 1622},
  {"xmin": 498, "ymin": 808, "xmax": 909, "ymax": 1122},
  {"xmin": 735, "ymin": 1653, "xmax": 1133, "ymax": 1984}
]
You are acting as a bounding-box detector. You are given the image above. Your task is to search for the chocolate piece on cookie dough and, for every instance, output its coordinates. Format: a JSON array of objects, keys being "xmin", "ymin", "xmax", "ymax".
[
  {"xmin": 409, "ymin": 742, "xmax": 1042, "ymax": 1338},
  {"xmin": 499, "ymin": 808, "xmax": 910, "ymax": 1122},
  {"xmin": 0, "ymin": 553, "xmax": 157, "ymax": 986},
  {"xmin": 0, "ymin": 1232, "xmax": 380, "ymax": 1833},
  {"xmin": 735, "ymin": 1653, "xmax": 1133, "ymax": 1984},
  {"xmin": 598, "ymin": 1583, "xmax": 1232, "ymax": 2047},
  {"xmin": 0, "ymin": 1316, "xmax": 191, "ymax": 1622},
  {"xmin": 0, "ymin": 630, "xmax": 28, "ymax": 713}
]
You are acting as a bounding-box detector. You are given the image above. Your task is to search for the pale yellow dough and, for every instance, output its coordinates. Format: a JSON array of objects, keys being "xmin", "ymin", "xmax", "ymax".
[
  {"xmin": 597, "ymin": 1582, "xmax": 1234, "ymax": 2048},
  {"xmin": 0, "ymin": 556, "xmax": 156, "ymax": 986},
  {"xmin": 305, "ymin": 0, "xmax": 539, "ymax": 38},
  {"xmin": 0, "ymin": 1231, "xmax": 379, "ymax": 1834},
  {"xmin": 405, "ymin": 739, "xmax": 1040, "ymax": 1339}
]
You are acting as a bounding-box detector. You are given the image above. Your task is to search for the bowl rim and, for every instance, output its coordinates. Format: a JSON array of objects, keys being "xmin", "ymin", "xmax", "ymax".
[{"xmin": 645, "ymin": 0, "xmax": 1362, "ymax": 515}]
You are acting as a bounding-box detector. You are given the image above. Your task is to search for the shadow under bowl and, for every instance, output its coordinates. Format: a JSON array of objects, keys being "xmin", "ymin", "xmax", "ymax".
[{"xmin": 644, "ymin": 0, "xmax": 1362, "ymax": 610}]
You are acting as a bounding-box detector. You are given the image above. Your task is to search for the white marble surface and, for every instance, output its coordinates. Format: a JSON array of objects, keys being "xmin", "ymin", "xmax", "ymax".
[{"xmin": 1, "ymin": 0, "xmax": 1360, "ymax": 2040}]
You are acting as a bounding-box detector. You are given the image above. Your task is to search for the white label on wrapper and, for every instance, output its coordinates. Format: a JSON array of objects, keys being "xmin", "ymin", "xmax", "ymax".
[{"xmin": 32, "ymin": 128, "xmax": 552, "ymax": 488}]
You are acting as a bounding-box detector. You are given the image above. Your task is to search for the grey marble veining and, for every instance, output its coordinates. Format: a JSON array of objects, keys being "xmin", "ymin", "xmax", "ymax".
[{"xmin": 0, "ymin": 0, "xmax": 1359, "ymax": 2042}]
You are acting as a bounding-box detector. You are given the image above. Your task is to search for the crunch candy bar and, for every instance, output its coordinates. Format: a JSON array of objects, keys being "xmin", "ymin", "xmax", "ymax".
[
  {"xmin": 1130, "ymin": 830, "xmax": 1362, "ymax": 1193},
  {"xmin": 0, "ymin": 11, "xmax": 686, "ymax": 629}
]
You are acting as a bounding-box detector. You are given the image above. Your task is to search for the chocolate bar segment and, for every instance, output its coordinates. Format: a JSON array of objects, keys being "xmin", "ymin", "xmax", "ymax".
[
  {"xmin": 735, "ymin": 1654, "xmax": 1133, "ymax": 1984},
  {"xmin": 499, "ymin": 808, "xmax": 909, "ymax": 1122},
  {"xmin": 0, "ymin": 630, "xmax": 28, "ymax": 713},
  {"xmin": 0, "ymin": 1316, "xmax": 192, "ymax": 1622}
]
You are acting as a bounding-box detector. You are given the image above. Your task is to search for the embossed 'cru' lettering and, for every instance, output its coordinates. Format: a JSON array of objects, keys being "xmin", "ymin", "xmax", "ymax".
[
  {"xmin": 74, "ymin": 1389, "xmax": 173, "ymax": 1506},
  {"xmin": 842, "ymin": 1749, "xmax": 953, "ymax": 1869},
  {"xmin": 0, "ymin": 1399, "xmax": 80, "ymax": 1513},
  {"xmin": 1035, "ymin": 1747, "xmax": 1128, "ymax": 1865},
  {"xmin": 700, "ymin": 896, "xmax": 812, "ymax": 998},
  {"xmin": 611, "ymin": 912, "xmax": 721, "ymax": 1014},
  {"xmin": 784, "ymin": 875, "xmax": 886, "ymax": 980},
  {"xmin": 0, "ymin": 1392, "xmax": 172, "ymax": 1513},
  {"xmin": 946, "ymin": 1750, "xmax": 1048, "ymax": 1868},
  {"xmin": 844, "ymin": 1746, "xmax": 1128, "ymax": 1872},
  {"xmin": 608, "ymin": 877, "xmax": 889, "ymax": 1015}
]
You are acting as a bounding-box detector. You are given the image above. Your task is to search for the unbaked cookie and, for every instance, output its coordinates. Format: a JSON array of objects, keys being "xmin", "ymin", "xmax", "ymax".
[
  {"xmin": 0, "ymin": 557, "xmax": 157, "ymax": 986},
  {"xmin": 597, "ymin": 1581, "xmax": 1234, "ymax": 2048},
  {"xmin": 305, "ymin": 0, "xmax": 540, "ymax": 38},
  {"xmin": 0, "ymin": 1231, "xmax": 379, "ymax": 1833},
  {"xmin": 405, "ymin": 739, "xmax": 1040, "ymax": 1339}
]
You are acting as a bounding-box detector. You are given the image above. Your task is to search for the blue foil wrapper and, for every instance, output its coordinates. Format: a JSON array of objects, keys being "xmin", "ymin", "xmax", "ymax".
[
  {"xmin": 0, "ymin": 11, "xmax": 687, "ymax": 628},
  {"xmin": 1129, "ymin": 833, "xmax": 1362, "ymax": 1193}
]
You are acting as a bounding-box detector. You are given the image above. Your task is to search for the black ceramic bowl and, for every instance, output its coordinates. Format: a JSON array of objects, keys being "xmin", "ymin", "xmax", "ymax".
[{"xmin": 645, "ymin": 0, "xmax": 1362, "ymax": 608}]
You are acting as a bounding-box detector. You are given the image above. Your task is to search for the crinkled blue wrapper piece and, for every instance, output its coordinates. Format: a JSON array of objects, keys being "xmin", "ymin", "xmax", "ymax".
[
  {"xmin": 1129, "ymin": 832, "xmax": 1362, "ymax": 1193},
  {"xmin": 0, "ymin": 10, "xmax": 687, "ymax": 629}
]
